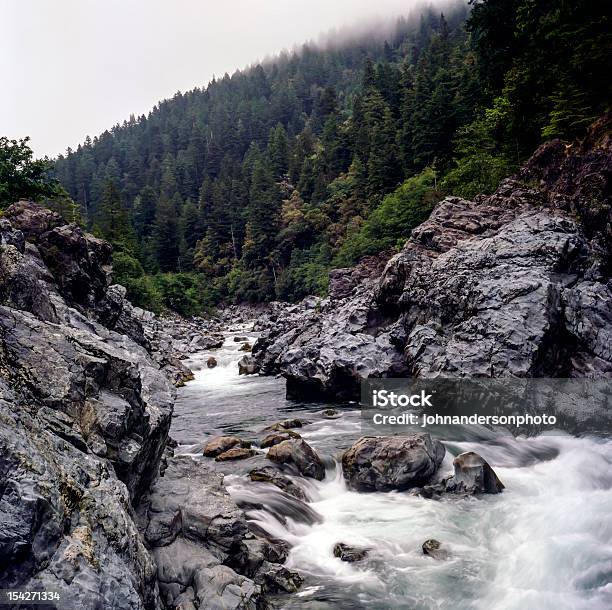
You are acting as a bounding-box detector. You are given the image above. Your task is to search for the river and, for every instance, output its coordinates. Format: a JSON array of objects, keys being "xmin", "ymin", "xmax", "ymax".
[{"xmin": 171, "ymin": 326, "xmax": 612, "ymax": 610}]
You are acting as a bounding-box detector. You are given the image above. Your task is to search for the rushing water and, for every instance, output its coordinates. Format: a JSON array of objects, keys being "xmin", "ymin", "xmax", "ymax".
[{"xmin": 172, "ymin": 327, "xmax": 612, "ymax": 610}]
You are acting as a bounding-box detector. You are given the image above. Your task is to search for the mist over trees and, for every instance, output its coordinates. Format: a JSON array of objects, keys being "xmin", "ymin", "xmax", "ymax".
[{"xmin": 52, "ymin": 0, "xmax": 611, "ymax": 313}]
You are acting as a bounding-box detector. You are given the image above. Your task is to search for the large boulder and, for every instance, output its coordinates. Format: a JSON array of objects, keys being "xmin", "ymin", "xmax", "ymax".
[
  {"xmin": 266, "ymin": 439, "xmax": 326, "ymax": 480},
  {"xmin": 341, "ymin": 434, "xmax": 445, "ymax": 492}
]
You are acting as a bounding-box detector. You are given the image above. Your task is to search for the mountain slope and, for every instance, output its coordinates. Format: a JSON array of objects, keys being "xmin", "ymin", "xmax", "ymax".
[{"xmin": 53, "ymin": 1, "xmax": 610, "ymax": 311}]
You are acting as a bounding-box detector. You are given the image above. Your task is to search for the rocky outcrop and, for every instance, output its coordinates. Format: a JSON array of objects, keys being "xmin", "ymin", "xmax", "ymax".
[
  {"xmin": 341, "ymin": 434, "xmax": 445, "ymax": 492},
  {"xmin": 0, "ymin": 202, "xmax": 174, "ymax": 608},
  {"xmin": 252, "ymin": 117, "xmax": 612, "ymax": 396},
  {"xmin": 138, "ymin": 457, "xmax": 300, "ymax": 608}
]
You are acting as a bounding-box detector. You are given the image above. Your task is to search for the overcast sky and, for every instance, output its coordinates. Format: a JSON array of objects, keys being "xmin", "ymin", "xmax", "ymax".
[{"xmin": 1, "ymin": 0, "xmax": 427, "ymax": 159}]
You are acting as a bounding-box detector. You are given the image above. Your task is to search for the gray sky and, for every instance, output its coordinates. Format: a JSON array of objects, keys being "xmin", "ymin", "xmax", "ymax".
[{"xmin": 1, "ymin": 0, "xmax": 424, "ymax": 159}]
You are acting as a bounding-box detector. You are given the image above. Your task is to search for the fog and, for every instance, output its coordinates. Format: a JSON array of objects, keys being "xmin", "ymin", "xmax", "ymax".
[{"xmin": 1, "ymin": 0, "xmax": 453, "ymax": 159}]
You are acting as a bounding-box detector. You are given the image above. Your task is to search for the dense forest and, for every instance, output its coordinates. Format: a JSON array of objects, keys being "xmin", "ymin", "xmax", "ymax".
[{"xmin": 43, "ymin": 0, "xmax": 611, "ymax": 314}]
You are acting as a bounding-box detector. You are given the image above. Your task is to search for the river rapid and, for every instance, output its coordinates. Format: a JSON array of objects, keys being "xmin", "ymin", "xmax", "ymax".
[{"xmin": 172, "ymin": 326, "xmax": 612, "ymax": 610}]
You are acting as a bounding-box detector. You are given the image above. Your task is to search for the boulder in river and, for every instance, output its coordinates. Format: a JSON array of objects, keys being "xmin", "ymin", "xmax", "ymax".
[
  {"xmin": 333, "ymin": 543, "xmax": 369, "ymax": 562},
  {"xmin": 422, "ymin": 539, "xmax": 448, "ymax": 560},
  {"xmin": 342, "ymin": 434, "xmax": 445, "ymax": 492},
  {"xmin": 264, "ymin": 418, "xmax": 308, "ymax": 431},
  {"xmin": 206, "ymin": 356, "xmax": 218, "ymax": 368},
  {"xmin": 234, "ymin": 336, "xmax": 249, "ymax": 342},
  {"xmin": 267, "ymin": 439, "xmax": 326, "ymax": 480},
  {"xmin": 203, "ymin": 435, "xmax": 241, "ymax": 457},
  {"xmin": 238, "ymin": 355, "xmax": 260, "ymax": 375},
  {"xmin": 260, "ymin": 430, "xmax": 301, "ymax": 448},
  {"xmin": 239, "ymin": 342, "xmax": 253, "ymax": 351},
  {"xmin": 216, "ymin": 447, "xmax": 257, "ymax": 461},
  {"xmin": 445, "ymin": 451, "xmax": 505, "ymax": 494}
]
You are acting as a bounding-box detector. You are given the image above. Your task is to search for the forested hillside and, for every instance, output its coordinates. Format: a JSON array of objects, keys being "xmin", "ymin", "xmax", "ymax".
[{"xmin": 52, "ymin": 0, "xmax": 610, "ymax": 314}]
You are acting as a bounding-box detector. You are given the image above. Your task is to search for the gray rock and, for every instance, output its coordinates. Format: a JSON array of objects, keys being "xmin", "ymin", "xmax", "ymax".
[
  {"xmin": 238, "ymin": 355, "xmax": 260, "ymax": 375},
  {"xmin": 267, "ymin": 439, "xmax": 326, "ymax": 480},
  {"xmin": 445, "ymin": 451, "xmax": 505, "ymax": 494},
  {"xmin": 341, "ymin": 434, "xmax": 445, "ymax": 492},
  {"xmin": 333, "ymin": 543, "xmax": 369, "ymax": 562},
  {"xmin": 248, "ymin": 467, "xmax": 307, "ymax": 500},
  {"xmin": 422, "ymin": 539, "xmax": 448, "ymax": 560}
]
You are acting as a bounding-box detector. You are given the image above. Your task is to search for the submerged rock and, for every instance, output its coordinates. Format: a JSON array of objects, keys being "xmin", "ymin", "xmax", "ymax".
[
  {"xmin": 422, "ymin": 539, "xmax": 448, "ymax": 560},
  {"xmin": 264, "ymin": 418, "xmax": 308, "ymax": 431},
  {"xmin": 333, "ymin": 543, "xmax": 369, "ymax": 562},
  {"xmin": 267, "ymin": 439, "xmax": 326, "ymax": 480},
  {"xmin": 341, "ymin": 434, "xmax": 445, "ymax": 492},
  {"xmin": 445, "ymin": 451, "xmax": 505, "ymax": 494},
  {"xmin": 203, "ymin": 435, "xmax": 241, "ymax": 457}
]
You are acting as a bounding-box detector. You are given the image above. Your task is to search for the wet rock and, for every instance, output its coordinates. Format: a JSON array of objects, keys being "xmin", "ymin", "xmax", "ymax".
[
  {"xmin": 215, "ymin": 447, "xmax": 257, "ymax": 462},
  {"xmin": 141, "ymin": 457, "xmax": 293, "ymax": 609},
  {"xmin": 341, "ymin": 434, "xmax": 445, "ymax": 492},
  {"xmin": 207, "ymin": 356, "xmax": 218, "ymax": 368},
  {"xmin": 267, "ymin": 439, "xmax": 326, "ymax": 480},
  {"xmin": 255, "ymin": 565, "xmax": 304, "ymax": 593},
  {"xmin": 333, "ymin": 543, "xmax": 369, "ymax": 562},
  {"xmin": 260, "ymin": 430, "xmax": 301, "ymax": 448},
  {"xmin": 322, "ymin": 408, "xmax": 339, "ymax": 418},
  {"xmin": 239, "ymin": 342, "xmax": 253, "ymax": 351},
  {"xmin": 238, "ymin": 355, "xmax": 260, "ymax": 375},
  {"xmin": 203, "ymin": 436, "xmax": 241, "ymax": 457},
  {"xmin": 422, "ymin": 539, "xmax": 448, "ymax": 560},
  {"xmin": 249, "ymin": 467, "xmax": 307, "ymax": 500},
  {"xmin": 234, "ymin": 336, "xmax": 249, "ymax": 342},
  {"xmin": 445, "ymin": 452, "xmax": 505, "ymax": 494},
  {"xmin": 264, "ymin": 418, "xmax": 308, "ymax": 431}
]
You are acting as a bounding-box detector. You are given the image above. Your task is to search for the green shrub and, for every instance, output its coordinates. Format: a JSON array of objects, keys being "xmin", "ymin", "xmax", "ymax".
[{"xmin": 334, "ymin": 168, "xmax": 439, "ymax": 267}]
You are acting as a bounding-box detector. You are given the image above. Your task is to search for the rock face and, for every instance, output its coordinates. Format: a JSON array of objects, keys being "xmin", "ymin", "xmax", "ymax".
[
  {"xmin": 267, "ymin": 439, "xmax": 326, "ymax": 480},
  {"xmin": 0, "ymin": 202, "xmax": 174, "ymax": 608},
  {"xmin": 138, "ymin": 457, "xmax": 300, "ymax": 609},
  {"xmin": 342, "ymin": 434, "xmax": 445, "ymax": 492},
  {"xmin": 445, "ymin": 452, "xmax": 505, "ymax": 494},
  {"xmin": 252, "ymin": 117, "xmax": 612, "ymax": 396}
]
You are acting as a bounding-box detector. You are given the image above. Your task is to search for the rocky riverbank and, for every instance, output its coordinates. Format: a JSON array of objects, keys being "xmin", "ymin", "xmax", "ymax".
[
  {"xmin": 250, "ymin": 114, "xmax": 612, "ymax": 398},
  {"xmin": 0, "ymin": 202, "xmax": 292, "ymax": 609}
]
